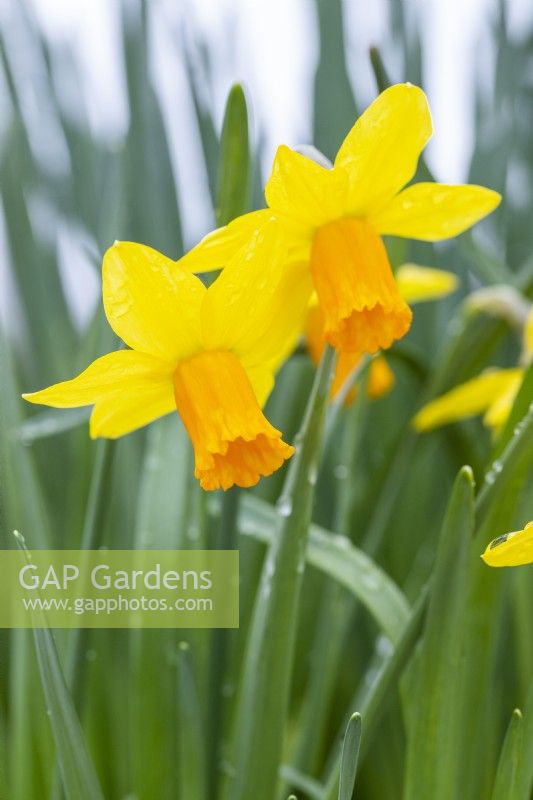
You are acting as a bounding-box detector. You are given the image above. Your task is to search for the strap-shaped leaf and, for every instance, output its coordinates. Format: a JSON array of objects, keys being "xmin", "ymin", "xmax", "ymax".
[
  {"xmin": 216, "ymin": 84, "xmax": 251, "ymax": 226},
  {"xmin": 238, "ymin": 494, "xmax": 410, "ymax": 643},
  {"xmin": 14, "ymin": 533, "xmax": 104, "ymax": 800},
  {"xmin": 403, "ymin": 466, "xmax": 475, "ymax": 800},
  {"xmin": 338, "ymin": 713, "xmax": 362, "ymax": 800},
  {"xmin": 492, "ymin": 709, "xmax": 523, "ymax": 800}
]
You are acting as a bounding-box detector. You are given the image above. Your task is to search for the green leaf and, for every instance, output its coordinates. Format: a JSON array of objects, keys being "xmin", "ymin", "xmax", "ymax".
[
  {"xmin": 458, "ymin": 403, "xmax": 533, "ymax": 798},
  {"xmin": 129, "ymin": 415, "xmax": 198, "ymax": 800},
  {"xmin": 15, "ymin": 409, "xmax": 91, "ymax": 444},
  {"xmin": 323, "ymin": 588, "xmax": 428, "ymax": 800},
  {"xmin": 182, "ymin": 41, "xmax": 220, "ymax": 203},
  {"xmin": 0, "ymin": 335, "xmax": 53, "ymax": 549},
  {"xmin": 369, "ymin": 47, "xmax": 392, "ymax": 93},
  {"xmin": 176, "ymin": 642, "xmax": 208, "ymax": 800},
  {"xmin": 515, "ymin": 684, "xmax": 533, "ymax": 800},
  {"xmin": 8, "ymin": 630, "xmax": 51, "ymax": 800},
  {"xmin": 338, "ymin": 713, "xmax": 361, "ymax": 800},
  {"xmin": 64, "ymin": 439, "xmax": 116, "ymax": 716},
  {"xmin": 0, "ymin": 703, "xmax": 6, "ymax": 799},
  {"xmin": 492, "ymin": 709, "xmax": 523, "ymax": 800},
  {"xmin": 220, "ymin": 346, "xmax": 336, "ymax": 800},
  {"xmin": 403, "ymin": 466, "xmax": 475, "ymax": 800},
  {"xmin": 14, "ymin": 533, "xmax": 104, "ymax": 800},
  {"xmin": 279, "ymin": 766, "xmax": 323, "ymax": 800},
  {"xmin": 121, "ymin": 2, "xmax": 183, "ymax": 256},
  {"xmin": 476, "ymin": 403, "xmax": 533, "ymax": 527},
  {"xmin": 312, "ymin": 0, "xmax": 357, "ymax": 160},
  {"xmin": 236, "ymin": 494, "xmax": 410, "ymax": 643},
  {"xmin": 216, "ymin": 84, "xmax": 251, "ymax": 227},
  {"xmin": 135, "ymin": 414, "xmax": 193, "ymax": 550}
]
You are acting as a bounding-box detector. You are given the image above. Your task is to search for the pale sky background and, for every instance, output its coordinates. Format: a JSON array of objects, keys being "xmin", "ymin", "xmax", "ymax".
[{"xmin": 1, "ymin": 0, "xmax": 532, "ymax": 329}]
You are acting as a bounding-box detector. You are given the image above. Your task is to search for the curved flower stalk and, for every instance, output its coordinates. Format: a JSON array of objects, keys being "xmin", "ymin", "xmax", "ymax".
[
  {"xmin": 23, "ymin": 224, "xmax": 312, "ymax": 491},
  {"xmin": 482, "ymin": 521, "xmax": 533, "ymax": 566},
  {"xmin": 306, "ymin": 263, "xmax": 459, "ymax": 405},
  {"xmin": 414, "ymin": 306, "xmax": 533, "ymax": 433},
  {"xmin": 179, "ymin": 83, "xmax": 500, "ymax": 356}
]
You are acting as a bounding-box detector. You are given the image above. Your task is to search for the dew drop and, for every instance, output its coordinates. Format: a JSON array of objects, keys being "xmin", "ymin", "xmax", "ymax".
[
  {"xmin": 188, "ymin": 523, "xmax": 200, "ymax": 542},
  {"xmin": 334, "ymin": 464, "xmax": 348, "ymax": 480},
  {"xmin": 376, "ymin": 635, "xmax": 393, "ymax": 658},
  {"xmin": 276, "ymin": 496, "xmax": 293, "ymax": 517},
  {"xmin": 362, "ymin": 572, "xmax": 380, "ymax": 592},
  {"xmin": 332, "ymin": 534, "xmax": 351, "ymax": 550}
]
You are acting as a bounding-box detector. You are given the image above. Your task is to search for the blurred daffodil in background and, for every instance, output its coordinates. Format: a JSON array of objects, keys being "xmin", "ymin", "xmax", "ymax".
[
  {"xmin": 181, "ymin": 83, "xmax": 500, "ymax": 357},
  {"xmin": 482, "ymin": 521, "xmax": 533, "ymax": 567},
  {"xmin": 306, "ymin": 263, "xmax": 459, "ymax": 404},
  {"xmin": 414, "ymin": 304, "xmax": 533, "ymax": 433},
  {"xmin": 23, "ymin": 225, "xmax": 310, "ymax": 490}
]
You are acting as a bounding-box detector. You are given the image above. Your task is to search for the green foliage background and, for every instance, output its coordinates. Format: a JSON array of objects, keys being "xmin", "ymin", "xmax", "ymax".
[{"xmin": 0, "ymin": 1, "xmax": 532, "ymax": 799}]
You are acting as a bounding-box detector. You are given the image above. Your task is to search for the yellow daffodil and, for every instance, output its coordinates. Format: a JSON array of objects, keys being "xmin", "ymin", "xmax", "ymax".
[
  {"xmin": 414, "ymin": 305, "xmax": 533, "ymax": 433},
  {"xmin": 306, "ymin": 263, "xmax": 458, "ymax": 405},
  {"xmin": 481, "ymin": 522, "xmax": 533, "ymax": 567},
  {"xmin": 23, "ymin": 225, "xmax": 311, "ymax": 491},
  {"xmin": 179, "ymin": 84, "xmax": 500, "ymax": 357}
]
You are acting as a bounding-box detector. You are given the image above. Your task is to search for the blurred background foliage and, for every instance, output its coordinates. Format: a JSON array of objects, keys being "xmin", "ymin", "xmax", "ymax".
[{"xmin": 0, "ymin": 0, "xmax": 532, "ymax": 799}]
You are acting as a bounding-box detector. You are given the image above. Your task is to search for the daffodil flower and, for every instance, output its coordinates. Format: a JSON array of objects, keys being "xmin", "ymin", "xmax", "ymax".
[
  {"xmin": 179, "ymin": 84, "xmax": 500, "ymax": 356},
  {"xmin": 306, "ymin": 263, "xmax": 459, "ymax": 405},
  {"xmin": 482, "ymin": 522, "xmax": 533, "ymax": 567},
  {"xmin": 414, "ymin": 306, "xmax": 533, "ymax": 433},
  {"xmin": 23, "ymin": 225, "xmax": 311, "ymax": 491}
]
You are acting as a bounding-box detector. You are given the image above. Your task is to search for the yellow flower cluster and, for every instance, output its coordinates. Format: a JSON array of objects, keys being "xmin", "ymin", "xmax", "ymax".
[{"xmin": 24, "ymin": 84, "xmax": 500, "ymax": 493}]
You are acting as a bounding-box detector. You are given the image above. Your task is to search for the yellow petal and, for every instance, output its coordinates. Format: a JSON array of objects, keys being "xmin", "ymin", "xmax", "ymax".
[
  {"xmin": 243, "ymin": 367, "xmax": 275, "ymax": 410},
  {"xmin": 413, "ymin": 368, "xmax": 523, "ymax": 432},
  {"xmin": 396, "ymin": 264, "xmax": 459, "ymax": 304},
  {"xmin": 265, "ymin": 145, "xmax": 348, "ymax": 235},
  {"xmin": 173, "ymin": 350, "xmax": 293, "ymax": 491},
  {"xmin": 310, "ymin": 217, "xmax": 412, "ymax": 354},
  {"xmin": 482, "ymin": 522, "xmax": 533, "ymax": 567},
  {"xmin": 370, "ymin": 183, "xmax": 501, "ymax": 241},
  {"xmin": 177, "ymin": 210, "xmax": 274, "ymax": 273},
  {"xmin": 22, "ymin": 350, "xmax": 175, "ymax": 438},
  {"xmin": 89, "ymin": 388, "xmax": 175, "ymax": 439},
  {"xmin": 103, "ymin": 241, "xmax": 205, "ymax": 361},
  {"xmin": 483, "ymin": 371, "xmax": 524, "ymax": 429},
  {"xmin": 202, "ymin": 220, "xmax": 313, "ymax": 373},
  {"xmin": 335, "ymin": 83, "xmax": 432, "ymax": 214}
]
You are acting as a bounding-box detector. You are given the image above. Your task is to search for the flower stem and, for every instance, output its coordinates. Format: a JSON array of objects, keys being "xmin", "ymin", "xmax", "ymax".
[{"xmin": 220, "ymin": 345, "xmax": 336, "ymax": 800}]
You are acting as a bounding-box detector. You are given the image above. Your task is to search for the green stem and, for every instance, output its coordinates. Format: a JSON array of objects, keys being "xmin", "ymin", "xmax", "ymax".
[
  {"xmin": 220, "ymin": 346, "xmax": 336, "ymax": 800},
  {"xmin": 67, "ymin": 440, "xmax": 116, "ymax": 701},
  {"xmin": 322, "ymin": 587, "xmax": 428, "ymax": 800},
  {"xmin": 289, "ymin": 390, "xmax": 368, "ymax": 779},
  {"xmin": 51, "ymin": 440, "xmax": 115, "ymax": 800},
  {"xmin": 207, "ymin": 486, "xmax": 240, "ymax": 796}
]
